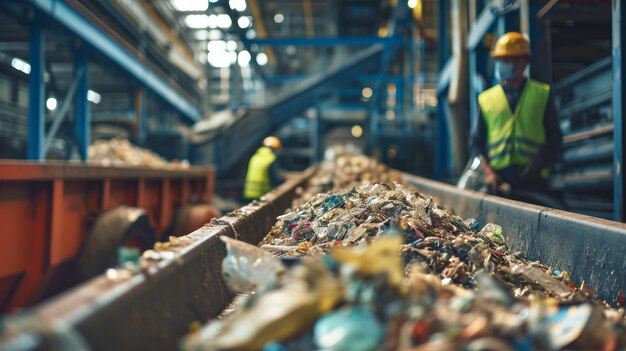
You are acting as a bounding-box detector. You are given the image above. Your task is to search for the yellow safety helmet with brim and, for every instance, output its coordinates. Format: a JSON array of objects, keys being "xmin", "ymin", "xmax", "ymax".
[
  {"xmin": 263, "ymin": 136, "xmax": 282, "ymax": 151},
  {"xmin": 491, "ymin": 32, "xmax": 531, "ymax": 58}
]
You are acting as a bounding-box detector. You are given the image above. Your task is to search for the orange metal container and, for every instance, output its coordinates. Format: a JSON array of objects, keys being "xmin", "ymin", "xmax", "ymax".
[{"xmin": 0, "ymin": 161, "xmax": 216, "ymax": 311}]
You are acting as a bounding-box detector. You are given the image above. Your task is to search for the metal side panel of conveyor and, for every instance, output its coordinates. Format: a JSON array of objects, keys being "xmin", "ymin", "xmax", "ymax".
[{"xmin": 0, "ymin": 167, "xmax": 316, "ymax": 351}]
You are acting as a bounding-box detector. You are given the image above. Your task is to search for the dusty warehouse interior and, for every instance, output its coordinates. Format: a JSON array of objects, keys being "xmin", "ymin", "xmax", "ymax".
[{"xmin": 0, "ymin": 0, "xmax": 624, "ymax": 350}]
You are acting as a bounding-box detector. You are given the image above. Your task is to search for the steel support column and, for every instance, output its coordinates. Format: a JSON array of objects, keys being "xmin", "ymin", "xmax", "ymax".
[
  {"xmin": 135, "ymin": 88, "xmax": 146, "ymax": 144},
  {"xmin": 528, "ymin": 4, "xmax": 551, "ymax": 83},
  {"xmin": 435, "ymin": 0, "xmax": 451, "ymax": 179},
  {"xmin": 520, "ymin": 0, "xmax": 529, "ymax": 36},
  {"xmin": 75, "ymin": 47, "xmax": 90, "ymax": 161},
  {"xmin": 613, "ymin": 0, "xmax": 625, "ymax": 221},
  {"xmin": 468, "ymin": 1, "xmax": 491, "ymax": 135},
  {"xmin": 309, "ymin": 105, "xmax": 322, "ymax": 164},
  {"xmin": 27, "ymin": 24, "xmax": 45, "ymax": 161},
  {"xmin": 497, "ymin": 10, "xmax": 518, "ymax": 36}
]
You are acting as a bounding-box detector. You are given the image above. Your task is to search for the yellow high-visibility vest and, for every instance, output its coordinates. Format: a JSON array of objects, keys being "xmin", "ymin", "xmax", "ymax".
[
  {"xmin": 478, "ymin": 79, "xmax": 550, "ymax": 176},
  {"xmin": 243, "ymin": 147, "xmax": 277, "ymax": 199}
]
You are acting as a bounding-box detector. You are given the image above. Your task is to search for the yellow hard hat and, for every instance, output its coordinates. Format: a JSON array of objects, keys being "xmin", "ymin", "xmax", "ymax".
[
  {"xmin": 263, "ymin": 136, "xmax": 282, "ymax": 151},
  {"xmin": 491, "ymin": 32, "xmax": 531, "ymax": 58}
]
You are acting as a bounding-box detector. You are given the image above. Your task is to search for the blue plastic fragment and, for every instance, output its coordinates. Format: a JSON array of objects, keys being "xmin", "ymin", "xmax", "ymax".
[
  {"xmin": 515, "ymin": 338, "xmax": 533, "ymax": 351},
  {"xmin": 410, "ymin": 238, "xmax": 424, "ymax": 246},
  {"xmin": 314, "ymin": 308, "xmax": 383, "ymax": 351},
  {"xmin": 323, "ymin": 194, "xmax": 345, "ymax": 212},
  {"xmin": 262, "ymin": 342, "xmax": 287, "ymax": 351},
  {"xmin": 463, "ymin": 218, "xmax": 480, "ymax": 232}
]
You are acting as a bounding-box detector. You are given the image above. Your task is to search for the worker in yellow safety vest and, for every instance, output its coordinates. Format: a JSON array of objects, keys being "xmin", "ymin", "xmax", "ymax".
[
  {"xmin": 470, "ymin": 32, "xmax": 562, "ymax": 193},
  {"xmin": 244, "ymin": 136, "xmax": 284, "ymax": 200}
]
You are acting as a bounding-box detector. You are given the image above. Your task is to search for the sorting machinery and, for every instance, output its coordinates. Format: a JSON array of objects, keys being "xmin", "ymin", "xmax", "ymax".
[
  {"xmin": 0, "ymin": 164, "xmax": 624, "ymax": 351},
  {"xmin": 0, "ymin": 161, "xmax": 218, "ymax": 312}
]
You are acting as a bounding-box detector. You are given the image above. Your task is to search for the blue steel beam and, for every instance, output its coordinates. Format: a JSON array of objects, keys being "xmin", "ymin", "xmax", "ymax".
[
  {"xmin": 436, "ymin": 59, "xmax": 454, "ymax": 94},
  {"xmin": 467, "ymin": 5, "xmax": 498, "ymax": 51},
  {"xmin": 613, "ymin": 0, "xmax": 625, "ymax": 221},
  {"xmin": 75, "ymin": 47, "xmax": 90, "ymax": 161},
  {"xmin": 27, "ymin": 24, "xmax": 45, "ymax": 161},
  {"xmin": 248, "ymin": 37, "xmax": 405, "ymax": 46},
  {"xmin": 263, "ymin": 75, "xmax": 403, "ymax": 84},
  {"xmin": 27, "ymin": 0, "xmax": 200, "ymax": 123},
  {"xmin": 45, "ymin": 66, "xmax": 80, "ymax": 154},
  {"xmin": 318, "ymin": 103, "xmax": 369, "ymax": 111}
]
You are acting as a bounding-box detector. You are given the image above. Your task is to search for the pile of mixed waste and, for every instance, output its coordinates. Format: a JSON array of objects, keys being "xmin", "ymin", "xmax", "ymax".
[
  {"xmin": 300, "ymin": 155, "xmax": 402, "ymax": 196},
  {"xmin": 182, "ymin": 157, "xmax": 626, "ymax": 351},
  {"xmin": 88, "ymin": 138, "xmax": 188, "ymax": 168}
]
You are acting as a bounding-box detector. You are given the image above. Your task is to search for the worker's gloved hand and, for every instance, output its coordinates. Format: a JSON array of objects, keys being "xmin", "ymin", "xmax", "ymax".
[{"xmin": 485, "ymin": 169, "xmax": 502, "ymax": 194}]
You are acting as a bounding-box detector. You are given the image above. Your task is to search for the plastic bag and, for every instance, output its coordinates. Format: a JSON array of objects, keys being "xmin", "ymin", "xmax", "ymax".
[
  {"xmin": 457, "ymin": 156, "xmax": 486, "ymax": 191},
  {"xmin": 221, "ymin": 236, "xmax": 286, "ymax": 293},
  {"xmin": 479, "ymin": 223, "xmax": 505, "ymax": 244},
  {"xmin": 511, "ymin": 263, "xmax": 573, "ymax": 299}
]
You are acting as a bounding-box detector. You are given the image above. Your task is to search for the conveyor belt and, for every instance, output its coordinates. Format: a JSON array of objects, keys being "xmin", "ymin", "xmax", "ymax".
[{"xmin": 1, "ymin": 167, "xmax": 625, "ymax": 351}]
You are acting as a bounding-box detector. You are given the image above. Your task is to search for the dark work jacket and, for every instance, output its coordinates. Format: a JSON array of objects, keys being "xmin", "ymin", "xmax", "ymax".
[{"xmin": 469, "ymin": 80, "xmax": 563, "ymax": 189}]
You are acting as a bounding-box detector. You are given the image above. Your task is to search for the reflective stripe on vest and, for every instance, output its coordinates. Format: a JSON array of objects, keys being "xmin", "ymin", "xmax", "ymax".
[
  {"xmin": 244, "ymin": 147, "xmax": 277, "ymax": 199},
  {"xmin": 478, "ymin": 79, "xmax": 550, "ymax": 171}
]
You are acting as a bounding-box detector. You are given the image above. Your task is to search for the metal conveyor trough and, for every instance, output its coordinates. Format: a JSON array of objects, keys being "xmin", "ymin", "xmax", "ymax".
[{"xmin": 1, "ymin": 166, "xmax": 625, "ymax": 351}]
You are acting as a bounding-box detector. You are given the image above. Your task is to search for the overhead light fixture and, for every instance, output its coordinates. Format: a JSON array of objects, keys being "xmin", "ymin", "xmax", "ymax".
[
  {"xmin": 185, "ymin": 14, "xmax": 211, "ymax": 28},
  {"xmin": 208, "ymin": 29, "xmax": 223, "ymax": 40},
  {"xmin": 237, "ymin": 50, "xmax": 251, "ymax": 67},
  {"xmin": 171, "ymin": 0, "xmax": 208, "ymax": 11},
  {"xmin": 361, "ymin": 87, "xmax": 373, "ymax": 99},
  {"xmin": 351, "ymin": 125, "xmax": 363, "ymax": 138},
  {"xmin": 238, "ymin": 16, "xmax": 251, "ymax": 28},
  {"xmin": 46, "ymin": 97, "xmax": 57, "ymax": 111},
  {"xmin": 208, "ymin": 14, "xmax": 218, "ymax": 28},
  {"xmin": 226, "ymin": 40, "xmax": 238, "ymax": 51},
  {"xmin": 217, "ymin": 14, "xmax": 232, "ymax": 29},
  {"xmin": 274, "ymin": 13, "xmax": 284, "ymax": 24},
  {"xmin": 229, "ymin": 0, "xmax": 246, "ymax": 12},
  {"xmin": 385, "ymin": 110, "xmax": 395, "ymax": 121},
  {"xmin": 407, "ymin": 0, "xmax": 418, "ymax": 9},
  {"xmin": 256, "ymin": 52, "xmax": 268, "ymax": 66},
  {"xmin": 11, "ymin": 57, "xmax": 31, "ymax": 74},
  {"xmin": 195, "ymin": 30, "xmax": 210, "ymax": 40},
  {"xmin": 87, "ymin": 90, "xmax": 101, "ymax": 104},
  {"xmin": 207, "ymin": 50, "xmax": 233, "ymax": 68},
  {"xmin": 207, "ymin": 40, "xmax": 227, "ymax": 51}
]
